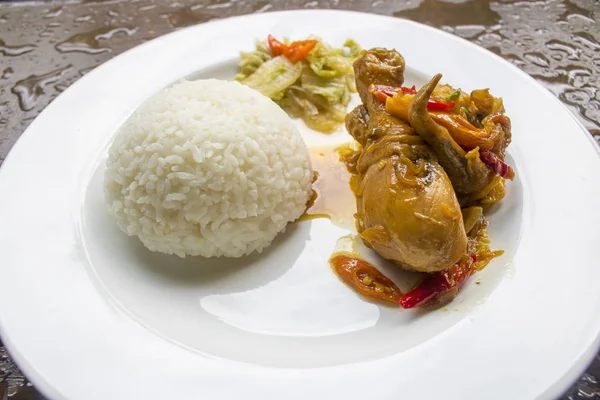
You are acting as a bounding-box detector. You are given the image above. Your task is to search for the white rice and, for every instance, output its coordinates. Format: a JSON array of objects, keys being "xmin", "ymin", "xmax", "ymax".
[{"xmin": 104, "ymin": 79, "xmax": 312, "ymax": 258}]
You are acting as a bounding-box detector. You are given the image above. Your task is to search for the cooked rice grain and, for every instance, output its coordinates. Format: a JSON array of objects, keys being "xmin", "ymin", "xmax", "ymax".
[{"xmin": 104, "ymin": 79, "xmax": 312, "ymax": 258}]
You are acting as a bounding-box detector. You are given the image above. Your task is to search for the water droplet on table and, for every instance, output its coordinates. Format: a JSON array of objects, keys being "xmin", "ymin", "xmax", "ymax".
[
  {"xmin": 44, "ymin": 6, "xmax": 62, "ymax": 19},
  {"xmin": 2, "ymin": 67, "xmax": 14, "ymax": 79},
  {"xmin": 523, "ymin": 52, "xmax": 550, "ymax": 68},
  {"xmin": 139, "ymin": 4, "xmax": 157, "ymax": 12},
  {"xmin": 253, "ymin": 2, "xmax": 272, "ymax": 13},
  {"xmin": 303, "ymin": 1, "xmax": 319, "ymax": 9},
  {"xmin": 165, "ymin": 7, "xmax": 214, "ymax": 28},
  {"xmin": 75, "ymin": 15, "xmax": 93, "ymax": 23},
  {"xmin": 394, "ymin": 0, "xmax": 500, "ymax": 27},
  {"xmin": 573, "ymin": 31, "xmax": 600, "ymax": 51},
  {"xmin": 11, "ymin": 65, "xmax": 73, "ymax": 112},
  {"xmin": 55, "ymin": 26, "xmax": 137, "ymax": 54},
  {"xmin": 567, "ymin": 67, "xmax": 592, "ymax": 88},
  {"xmin": 545, "ymin": 39, "xmax": 580, "ymax": 60},
  {"xmin": 0, "ymin": 39, "xmax": 36, "ymax": 56},
  {"xmin": 454, "ymin": 24, "xmax": 486, "ymax": 39},
  {"xmin": 205, "ymin": 0, "xmax": 233, "ymax": 10}
]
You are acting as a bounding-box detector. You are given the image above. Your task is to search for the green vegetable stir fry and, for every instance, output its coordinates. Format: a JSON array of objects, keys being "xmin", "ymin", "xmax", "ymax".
[{"xmin": 236, "ymin": 35, "xmax": 361, "ymax": 133}]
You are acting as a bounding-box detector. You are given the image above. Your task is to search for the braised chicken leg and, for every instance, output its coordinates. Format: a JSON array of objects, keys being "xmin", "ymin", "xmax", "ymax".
[
  {"xmin": 409, "ymin": 74, "xmax": 503, "ymax": 203},
  {"xmin": 346, "ymin": 49, "xmax": 467, "ymax": 273}
]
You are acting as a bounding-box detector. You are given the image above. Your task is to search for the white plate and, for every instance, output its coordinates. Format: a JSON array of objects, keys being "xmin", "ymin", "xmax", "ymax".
[{"xmin": 0, "ymin": 10, "xmax": 599, "ymax": 400}]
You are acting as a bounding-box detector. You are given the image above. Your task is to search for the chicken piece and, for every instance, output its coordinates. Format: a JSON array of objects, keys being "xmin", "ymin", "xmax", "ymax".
[
  {"xmin": 345, "ymin": 49, "xmax": 467, "ymax": 273},
  {"xmin": 409, "ymin": 74, "xmax": 496, "ymax": 203}
]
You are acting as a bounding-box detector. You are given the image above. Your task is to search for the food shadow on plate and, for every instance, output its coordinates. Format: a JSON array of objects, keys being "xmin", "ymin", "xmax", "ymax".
[
  {"xmin": 82, "ymin": 162, "xmax": 311, "ymax": 296},
  {"xmin": 128, "ymin": 222, "xmax": 309, "ymax": 291}
]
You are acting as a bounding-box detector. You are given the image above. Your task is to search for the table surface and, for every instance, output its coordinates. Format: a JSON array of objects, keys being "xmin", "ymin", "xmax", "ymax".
[{"xmin": 0, "ymin": 0, "xmax": 599, "ymax": 398}]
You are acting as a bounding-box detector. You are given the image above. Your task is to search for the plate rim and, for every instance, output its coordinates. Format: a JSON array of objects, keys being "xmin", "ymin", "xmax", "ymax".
[{"xmin": 0, "ymin": 9, "xmax": 599, "ymax": 400}]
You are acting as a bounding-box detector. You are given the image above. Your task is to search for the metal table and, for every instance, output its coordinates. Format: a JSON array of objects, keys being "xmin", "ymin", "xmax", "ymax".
[{"xmin": 0, "ymin": 0, "xmax": 599, "ymax": 398}]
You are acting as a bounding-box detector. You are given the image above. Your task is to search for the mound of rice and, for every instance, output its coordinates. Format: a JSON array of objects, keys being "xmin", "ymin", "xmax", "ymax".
[{"xmin": 104, "ymin": 79, "xmax": 312, "ymax": 258}]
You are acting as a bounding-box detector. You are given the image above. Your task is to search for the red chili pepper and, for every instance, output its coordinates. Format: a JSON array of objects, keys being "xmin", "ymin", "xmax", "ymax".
[
  {"xmin": 399, "ymin": 254, "xmax": 476, "ymax": 309},
  {"xmin": 369, "ymin": 84, "xmax": 455, "ymax": 111},
  {"xmin": 426, "ymin": 98, "xmax": 456, "ymax": 111},
  {"xmin": 330, "ymin": 255, "xmax": 403, "ymax": 304},
  {"xmin": 267, "ymin": 35, "xmax": 317, "ymax": 63},
  {"xmin": 267, "ymin": 34, "xmax": 288, "ymax": 56},
  {"xmin": 480, "ymin": 150, "xmax": 515, "ymax": 180},
  {"xmin": 285, "ymin": 39, "xmax": 318, "ymax": 63}
]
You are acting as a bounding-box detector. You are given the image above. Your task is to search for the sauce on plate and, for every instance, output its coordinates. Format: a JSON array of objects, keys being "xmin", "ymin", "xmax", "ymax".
[{"xmin": 299, "ymin": 144, "xmax": 357, "ymax": 230}]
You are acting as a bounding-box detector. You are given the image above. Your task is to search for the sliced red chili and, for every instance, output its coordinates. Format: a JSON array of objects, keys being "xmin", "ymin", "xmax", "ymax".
[
  {"xmin": 267, "ymin": 35, "xmax": 317, "ymax": 63},
  {"xmin": 399, "ymin": 254, "xmax": 476, "ymax": 309},
  {"xmin": 330, "ymin": 255, "xmax": 402, "ymax": 304},
  {"xmin": 267, "ymin": 34, "xmax": 288, "ymax": 56},
  {"xmin": 284, "ymin": 39, "xmax": 317, "ymax": 63},
  {"xmin": 480, "ymin": 150, "xmax": 515, "ymax": 180},
  {"xmin": 426, "ymin": 98, "xmax": 456, "ymax": 111}
]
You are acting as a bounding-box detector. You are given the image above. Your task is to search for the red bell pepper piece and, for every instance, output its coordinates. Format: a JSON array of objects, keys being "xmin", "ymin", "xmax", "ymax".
[
  {"xmin": 399, "ymin": 254, "xmax": 476, "ymax": 309},
  {"xmin": 480, "ymin": 150, "xmax": 515, "ymax": 180}
]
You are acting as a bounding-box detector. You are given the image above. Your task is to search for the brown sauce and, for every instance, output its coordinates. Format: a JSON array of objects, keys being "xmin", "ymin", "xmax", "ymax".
[{"xmin": 299, "ymin": 144, "xmax": 357, "ymax": 230}]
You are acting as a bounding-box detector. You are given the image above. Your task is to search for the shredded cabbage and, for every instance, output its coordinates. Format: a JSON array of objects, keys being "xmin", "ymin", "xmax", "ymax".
[
  {"xmin": 236, "ymin": 37, "xmax": 361, "ymax": 133},
  {"xmin": 238, "ymin": 56, "xmax": 303, "ymax": 100}
]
